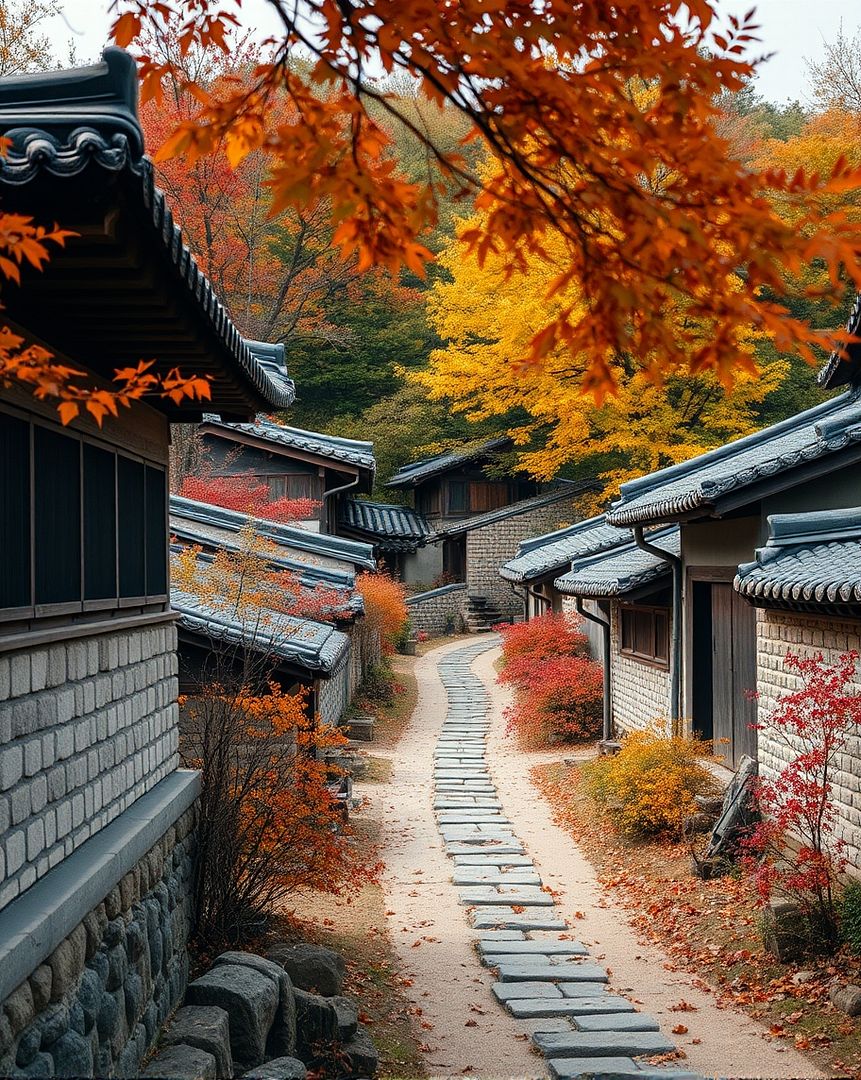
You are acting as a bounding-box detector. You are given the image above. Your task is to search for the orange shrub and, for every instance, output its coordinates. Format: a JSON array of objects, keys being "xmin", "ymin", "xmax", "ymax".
[
  {"xmin": 582, "ymin": 730, "xmax": 716, "ymax": 837},
  {"xmin": 357, "ymin": 571, "xmax": 408, "ymax": 655}
]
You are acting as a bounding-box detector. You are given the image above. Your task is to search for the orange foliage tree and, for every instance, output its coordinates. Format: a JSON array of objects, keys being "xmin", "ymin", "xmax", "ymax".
[
  {"xmin": 356, "ymin": 572, "xmax": 408, "ymax": 656},
  {"xmin": 114, "ymin": 1, "xmax": 861, "ymax": 401},
  {"xmin": 179, "ymin": 472, "xmax": 319, "ymax": 525}
]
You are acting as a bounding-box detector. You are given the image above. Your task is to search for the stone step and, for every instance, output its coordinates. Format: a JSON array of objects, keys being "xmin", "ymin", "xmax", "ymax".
[
  {"xmin": 492, "ymin": 982, "xmax": 564, "ymax": 1002},
  {"xmin": 471, "ymin": 909, "xmax": 568, "ymax": 931},
  {"xmin": 476, "ymin": 929, "xmax": 526, "ymax": 941},
  {"xmin": 479, "ymin": 940, "xmax": 588, "ymax": 957},
  {"xmin": 453, "ymin": 870, "xmax": 541, "ymax": 886},
  {"xmin": 495, "ymin": 961, "xmax": 608, "ymax": 984},
  {"xmin": 533, "ymin": 1030, "xmax": 676, "ymax": 1059},
  {"xmin": 572, "ymin": 1013, "xmax": 660, "ymax": 1033},
  {"xmin": 458, "ymin": 886, "xmax": 554, "ymax": 906},
  {"xmin": 546, "ymin": 1058, "xmax": 639, "ymax": 1080},
  {"xmin": 506, "ymin": 997, "xmax": 635, "ymax": 1019},
  {"xmin": 446, "ymin": 843, "xmax": 525, "ymax": 856},
  {"xmin": 456, "ymin": 854, "xmax": 533, "ymax": 866}
]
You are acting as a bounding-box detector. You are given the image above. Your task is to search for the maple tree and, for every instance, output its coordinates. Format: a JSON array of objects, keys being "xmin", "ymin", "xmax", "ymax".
[
  {"xmin": 179, "ymin": 472, "xmax": 319, "ymax": 524},
  {"xmin": 418, "ymin": 218, "xmax": 788, "ymax": 493},
  {"xmin": 742, "ymin": 651, "xmax": 861, "ymax": 953},
  {"xmin": 114, "ymin": 0, "xmax": 861, "ymax": 401},
  {"xmin": 355, "ymin": 572, "xmax": 408, "ymax": 656},
  {"xmin": 0, "ymin": 0, "xmax": 66, "ymax": 76}
]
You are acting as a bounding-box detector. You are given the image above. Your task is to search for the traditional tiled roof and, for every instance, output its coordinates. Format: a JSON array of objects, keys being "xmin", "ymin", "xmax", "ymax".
[
  {"xmin": 554, "ymin": 527, "xmax": 680, "ymax": 598},
  {"xmin": 169, "ymin": 496, "xmax": 378, "ymax": 571},
  {"xmin": 500, "ymin": 514, "xmax": 632, "ymax": 583},
  {"xmin": 338, "ymin": 499, "xmax": 432, "ymax": 552},
  {"xmin": 169, "ymin": 533, "xmax": 363, "ymax": 617},
  {"xmin": 0, "ymin": 49, "xmax": 294, "ymax": 417},
  {"xmin": 386, "ymin": 437, "xmax": 512, "ymax": 489},
  {"xmin": 819, "ymin": 292, "xmax": 861, "ymax": 390},
  {"xmin": 200, "ymin": 416, "xmax": 375, "ymax": 477},
  {"xmin": 171, "ymin": 585, "xmax": 350, "ymax": 676},
  {"xmin": 434, "ymin": 481, "xmax": 598, "ymax": 538},
  {"xmin": 735, "ymin": 506, "xmax": 861, "ymax": 612},
  {"xmin": 607, "ymin": 388, "xmax": 861, "ymax": 527}
]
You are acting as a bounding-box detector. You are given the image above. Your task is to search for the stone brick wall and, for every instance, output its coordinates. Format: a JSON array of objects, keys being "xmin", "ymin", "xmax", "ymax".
[
  {"xmin": 0, "ymin": 806, "xmax": 195, "ymax": 1078},
  {"xmin": 466, "ymin": 496, "xmax": 584, "ymax": 615},
  {"xmin": 406, "ymin": 584, "xmax": 467, "ymax": 637},
  {"xmin": 755, "ymin": 608, "xmax": 861, "ymax": 875},
  {"xmin": 319, "ymin": 656, "xmax": 350, "ymax": 726},
  {"xmin": 0, "ymin": 622, "xmax": 179, "ymax": 910},
  {"xmin": 609, "ymin": 602, "xmax": 673, "ymax": 736}
]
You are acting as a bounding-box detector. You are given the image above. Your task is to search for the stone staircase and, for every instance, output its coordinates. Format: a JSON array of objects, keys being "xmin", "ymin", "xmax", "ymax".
[{"xmin": 464, "ymin": 594, "xmax": 507, "ymax": 633}]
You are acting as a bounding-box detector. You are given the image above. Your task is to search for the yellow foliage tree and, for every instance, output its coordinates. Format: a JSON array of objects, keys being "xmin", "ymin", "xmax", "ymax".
[{"xmin": 417, "ymin": 221, "xmax": 788, "ymax": 498}]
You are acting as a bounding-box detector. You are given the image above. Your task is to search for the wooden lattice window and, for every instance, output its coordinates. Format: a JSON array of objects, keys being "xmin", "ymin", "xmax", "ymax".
[{"xmin": 619, "ymin": 603, "xmax": 670, "ymax": 668}]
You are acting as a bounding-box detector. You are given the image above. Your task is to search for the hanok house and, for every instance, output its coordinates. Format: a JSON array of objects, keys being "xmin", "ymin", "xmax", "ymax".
[
  {"xmin": 195, "ymin": 414, "xmax": 376, "ymax": 533},
  {"xmin": 551, "ymin": 361, "xmax": 861, "ymax": 768},
  {"xmin": 0, "ymin": 49, "xmax": 292, "ymax": 1075},
  {"xmin": 734, "ymin": 505, "xmax": 861, "ymax": 872},
  {"xmin": 169, "ymin": 495, "xmax": 379, "ymax": 717}
]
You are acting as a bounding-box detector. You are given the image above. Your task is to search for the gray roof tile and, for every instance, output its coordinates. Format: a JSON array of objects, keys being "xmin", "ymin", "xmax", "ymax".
[
  {"xmin": 500, "ymin": 514, "xmax": 632, "ymax": 583},
  {"xmin": 607, "ymin": 388, "xmax": 861, "ymax": 527},
  {"xmin": 735, "ymin": 506, "xmax": 861, "ymax": 610},
  {"xmin": 554, "ymin": 527, "xmax": 680, "ymax": 598},
  {"xmin": 201, "ymin": 416, "xmax": 375, "ymax": 474},
  {"xmin": 386, "ymin": 437, "xmax": 512, "ymax": 488},
  {"xmin": 339, "ymin": 499, "xmax": 432, "ymax": 552}
]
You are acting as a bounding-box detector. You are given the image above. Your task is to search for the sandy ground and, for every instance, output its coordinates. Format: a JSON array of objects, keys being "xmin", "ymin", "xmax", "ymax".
[
  {"xmin": 375, "ymin": 638, "xmax": 546, "ymax": 1080},
  {"xmin": 473, "ymin": 644, "xmax": 828, "ymax": 1080}
]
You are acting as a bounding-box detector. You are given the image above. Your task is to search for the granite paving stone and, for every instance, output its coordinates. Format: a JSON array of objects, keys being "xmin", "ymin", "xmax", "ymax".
[
  {"xmin": 458, "ymin": 885, "xmax": 553, "ymax": 905},
  {"xmin": 545, "ymin": 1058, "xmax": 640, "ymax": 1080},
  {"xmin": 505, "ymin": 997, "xmax": 635, "ymax": 1019},
  {"xmin": 571, "ymin": 1013, "xmax": 659, "ymax": 1033},
  {"xmin": 532, "ymin": 1030, "xmax": 675, "ymax": 1059},
  {"xmin": 476, "ymin": 930, "xmax": 526, "ymax": 941},
  {"xmin": 455, "ymin": 854, "xmax": 533, "ymax": 866},
  {"xmin": 453, "ymin": 869, "xmax": 541, "ymax": 885},
  {"xmin": 494, "ymin": 961, "xmax": 608, "ymax": 984},
  {"xmin": 492, "ymin": 982, "xmax": 564, "ymax": 1002},
  {"xmin": 471, "ymin": 910, "xmax": 568, "ymax": 931},
  {"xmin": 479, "ymin": 940, "xmax": 587, "ymax": 956}
]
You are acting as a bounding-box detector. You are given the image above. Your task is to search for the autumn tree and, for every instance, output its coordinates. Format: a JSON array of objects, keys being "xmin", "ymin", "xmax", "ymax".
[
  {"xmin": 807, "ymin": 23, "xmax": 861, "ymax": 115},
  {"xmin": 112, "ymin": 0, "xmax": 861, "ymax": 403},
  {"xmin": 416, "ymin": 218, "xmax": 789, "ymax": 496},
  {"xmin": 0, "ymin": 0, "xmax": 64, "ymax": 76}
]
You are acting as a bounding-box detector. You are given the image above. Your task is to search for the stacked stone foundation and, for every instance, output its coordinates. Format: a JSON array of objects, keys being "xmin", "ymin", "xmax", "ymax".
[{"xmin": 0, "ymin": 804, "xmax": 196, "ymax": 1078}]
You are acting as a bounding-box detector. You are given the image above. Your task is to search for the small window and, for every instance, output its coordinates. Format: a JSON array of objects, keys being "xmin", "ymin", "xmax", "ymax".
[
  {"xmin": 0, "ymin": 414, "xmax": 31, "ymax": 609},
  {"xmin": 447, "ymin": 480, "xmax": 468, "ymax": 514},
  {"xmin": 34, "ymin": 426, "xmax": 81, "ymax": 605},
  {"xmin": 84, "ymin": 444, "xmax": 117, "ymax": 601},
  {"xmin": 118, "ymin": 456, "xmax": 146, "ymax": 597},
  {"xmin": 619, "ymin": 604, "xmax": 670, "ymax": 668},
  {"xmin": 268, "ymin": 474, "xmax": 316, "ymax": 501}
]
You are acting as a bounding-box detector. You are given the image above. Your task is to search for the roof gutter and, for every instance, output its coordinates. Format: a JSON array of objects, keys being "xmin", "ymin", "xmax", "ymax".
[
  {"xmin": 574, "ymin": 597, "xmax": 612, "ymax": 743},
  {"xmin": 633, "ymin": 526, "xmax": 681, "ymax": 724},
  {"xmin": 322, "ymin": 474, "xmax": 361, "ymax": 535}
]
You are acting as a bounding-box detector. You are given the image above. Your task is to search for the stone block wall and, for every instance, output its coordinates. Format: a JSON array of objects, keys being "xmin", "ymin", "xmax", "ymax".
[
  {"xmin": 755, "ymin": 608, "xmax": 861, "ymax": 875},
  {"xmin": 319, "ymin": 656, "xmax": 350, "ymax": 727},
  {"xmin": 609, "ymin": 602, "xmax": 672, "ymax": 736},
  {"xmin": 0, "ymin": 806, "xmax": 195, "ymax": 1078},
  {"xmin": 0, "ymin": 622, "xmax": 179, "ymax": 911},
  {"xmin": 466, "ymin": 496, "xmax": 584, "ymax": 614},
  {"xmin": 406, "ymin": 584, "xmax": 467, "ymax": 637}
]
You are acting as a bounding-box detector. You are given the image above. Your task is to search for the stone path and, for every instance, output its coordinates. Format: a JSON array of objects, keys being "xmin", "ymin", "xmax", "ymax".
[{"xmin": 433, "ymin": 640, "xmax": 705, "ymax": 1080}]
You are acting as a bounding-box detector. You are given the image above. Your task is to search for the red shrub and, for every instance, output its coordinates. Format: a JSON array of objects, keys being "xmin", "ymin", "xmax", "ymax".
[
  {"xmin": 180, "ymin": 474, "xmax": 319, "ymax": 524},
  {"xmin": 497, "ymin": 612, "xmax": 590, "ymax": 689},
  {"xmin": 497, "ymin": 613, "xmax": 602, "ymax": 746}
]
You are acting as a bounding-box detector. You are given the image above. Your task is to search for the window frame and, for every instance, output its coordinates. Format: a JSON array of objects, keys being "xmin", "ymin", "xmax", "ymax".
[
  {"xmin": 0, "ymin": 402, "xmax": 169, "ymax": 627},
  {"xmin": 619, "ymin": 602, "xmax": 670, "ymax": 669}
]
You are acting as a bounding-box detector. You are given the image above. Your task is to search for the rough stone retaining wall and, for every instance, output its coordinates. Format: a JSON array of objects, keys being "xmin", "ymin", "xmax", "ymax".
[
  {"xmin": 0, "ymin": 621, "xmax": 179, "ymax": 910},
  {"xmin": 755, "ymin": 608, "xmax": 861, "ymax": 875},
  {"xmin": 0, "ymin": 804, "xmax": 195, "ymax": 1078},
  {"xmin": 406, "ymin": 583, "xmax": 467, "ymax": 637},
  {"xmin": 466, "ymin": 496, "xmax": 583, "ymax": 615},
  {"xmin": 319, "ymin": 655, "xmax": 350, "ymax": 727},
  {"xmin": 609, "ymin": 602, "xmax": 672, "ymax": 737}
]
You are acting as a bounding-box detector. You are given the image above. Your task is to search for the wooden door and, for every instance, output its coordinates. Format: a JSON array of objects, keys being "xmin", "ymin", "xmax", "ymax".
[{"xmin": 711, "ymin": 582, "xmax": 758, "ymax": 768}]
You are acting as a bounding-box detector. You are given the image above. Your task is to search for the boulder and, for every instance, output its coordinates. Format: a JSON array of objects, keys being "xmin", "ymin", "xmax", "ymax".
[
  {"xmin": 266, "ymin": 944, "xmax": 345, "ymax": 997},
  {"xmin": 241, "ymin": 1057, "xmax": 307, "ymax": 1080},
  {"xmin": 331, "ymin": 997, "xmax": 358, "ymax": 1042},
  {"xmin": 293, "ymin": 989, "xmax": 338, "ymax": 1060},
  {"xmin": 48, "ymin": 1031, "xmax": 93, "ymax": 1077},
  {"xmin": 761, "ymin": 898, "xmax": 810, "ymax": 963},
  {"xmin": 212, "ymin": 952, "xmax": 296, "ymax": 1057},
  {"xmin": 163, "ymin": 1006, "xmax": 233, "ymax": 1078},
  {"xmin": 831, "ymin": 983, "xmax": 861, "ymax": 1017},
  {"xmin": 142, "ymin": 1044, "xmax": 218, "ymax": 1080},
  {"xmin": 342, "ymin": 1024, "xmax": 379, "ymax": 1078},
  {"xmin": 186, "ymin": 966, "xmax": 278, "ymax": 1069}
]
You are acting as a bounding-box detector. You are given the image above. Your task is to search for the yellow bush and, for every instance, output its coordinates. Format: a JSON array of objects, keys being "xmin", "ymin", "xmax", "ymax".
[{"xmin": 582, "ymin": 730, "xmax": 717, "ymax": 836}]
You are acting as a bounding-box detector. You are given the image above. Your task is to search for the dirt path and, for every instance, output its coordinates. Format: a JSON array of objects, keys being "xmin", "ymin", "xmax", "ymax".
[
  {"xmin": 376, "ymin": 637, "xmax": 545, "ymax": 1079},
  {"xmin": 474, "ymin": 644, "xmax": 827, "ymax": 1080}
]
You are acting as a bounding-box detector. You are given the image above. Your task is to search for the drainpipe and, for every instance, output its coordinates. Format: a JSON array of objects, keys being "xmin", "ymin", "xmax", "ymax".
[
  {"xmin": 575, "ymin": 597, "xmax": 612, "ymax": 743},
  {"xmin": 321, "ymin": 474, "xmax": 361, "ymax": 534},
  {"xmin": 633, "ymin": 526, "xmax": 682, "ymax": 725}
]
